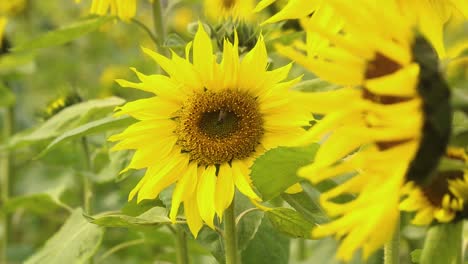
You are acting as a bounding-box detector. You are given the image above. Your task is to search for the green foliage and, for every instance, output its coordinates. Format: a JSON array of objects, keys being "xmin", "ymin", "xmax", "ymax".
[
  {"xmin": 0, "ymin": 83, "xmax": 15, "ymax": 107},
  {"xmin": 13, "ymin": 16, "xmax": 114, "ymax": 52},
  {"xmin": 87, "ymin": 207, "xmax": 171, "ymax": 228},
  {"xmin": 241, "ymin": 217, "xmax": 290, "ymax": 264},
  {"xmin": 6, "ymin": 97, "xmax": 124, "ymax": 149},
  {"xmin": 265, "ymin": 208, "xmax": 315, "ymax": 239},
  {"xmin": 24, "ymin": 208, "xmax": 104, "ymax": 264},
  {"xmin": 250, "ymin": 145, "xmax": 319, "ymax": 201},
  {"xmin": 38, "ymin": 115, "xmax": 134, "ymax": 157},
  {"xmin": 420, "ymin": 221, "xmax": 463, "ymax": 264}
]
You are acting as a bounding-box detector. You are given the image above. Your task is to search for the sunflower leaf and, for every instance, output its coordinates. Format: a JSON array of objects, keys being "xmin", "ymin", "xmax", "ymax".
[
  {"xmin": 420, "ymin": 221, "xmax": 463, "ymax": 264},
  {"xmin": 250, "ymin": 144, "xmax": 319, "ymax": 201},
  {"xmin": 13, "ymin": 16, "xmax": 113, "ymax": 52},
  {"xmin": 265, "ymin": 207, "xmax": 315, "ymax": 239},
  {"xmin": 24, "ymin": 208, "xmax": 104, "ymax": 264},
  {"xmin": 241, "ymin": 217, "xmax": 290, "ymax": 264},
  {"xmin": 86, "ymin": 207, "xmax": 171, "ymax": 228},
  {"xmin": 37, "ymin": 115, "xmax": 134, "ymax": 158},
  {"xmin": 5, "ymin": 97, "xmax": 124, "ymax": 149}
]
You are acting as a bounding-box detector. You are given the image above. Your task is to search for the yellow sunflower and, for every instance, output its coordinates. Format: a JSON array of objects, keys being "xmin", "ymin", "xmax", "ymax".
[
  {"xmin": 261, "ymin": 0, "xmax": 455, "ymax": 260},
  {"xmin": 400, "ymin": 148, "xmax": 468, "ymax": 225},
  {"xmin": 0, "ymin": 17, "xmax": 6, "ymax": 49},
  {"xmin": 109, "ymin": 23, "xmax": 311, "ymax": 236},
  {"xmin": 204, "ymin": 0, "xmax": 256, "ymax": 22},
  {"xmin": 78, "ymin": 0, "xmax": 137, "ymax": 21},
  {"xmin": 0, "ymin": 0, "xmax": 26, "ymax": 16}
]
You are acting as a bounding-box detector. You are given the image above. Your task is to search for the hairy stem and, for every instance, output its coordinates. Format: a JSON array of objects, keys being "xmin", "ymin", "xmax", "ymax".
[
  {"xmin": 175, "ymin": 225, "xmax": 189, "ymax": 264},
  {"xmin": 384, "ymin": 216, "xmax": 400, "ymax": 264},
  {"xmin": 224, "ymin": 202, "xmax": 238, "ymax": 264}
]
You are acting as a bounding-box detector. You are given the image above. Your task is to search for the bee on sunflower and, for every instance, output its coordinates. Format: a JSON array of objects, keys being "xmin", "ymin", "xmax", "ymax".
[
  {"xmin": 109, "ymin": 23, "xmax": 311, "ymax": 236},
  {"xmin": 258, "ymin": 0, "xmax": 467, "ymax": 261}
]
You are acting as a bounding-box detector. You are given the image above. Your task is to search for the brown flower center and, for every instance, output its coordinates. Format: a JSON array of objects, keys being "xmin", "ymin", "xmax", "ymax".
[
  {"xmin": 222, "ymin": 0, "xmax": 235, "ymax": 8},
  {"xmin": 175, "ymin": 89, "xmax": 263, "ymax": 165}
]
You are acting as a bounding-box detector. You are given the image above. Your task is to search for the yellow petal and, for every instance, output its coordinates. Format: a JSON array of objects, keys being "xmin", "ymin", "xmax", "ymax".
[
  {"xmin": 196, "ymin": 165, "xmax": 217, "ymax": 228},
  {"xmin": 214, "ymin": 163, "xmax": 235, "ymax": 219},
  {"xmin": 231, "ymin": 160, "xmax": 261, "ymax": 200},
  {"xmin": 193, "ymin": 22, "xmax": 214, "ymax": 83},
  {"xmin": 170, "ymin": 162, "xmax": 198, "ymax": 222},
  {"xmin": 185, "ymin": 192, "xmax": 203, "ymax": 237}
]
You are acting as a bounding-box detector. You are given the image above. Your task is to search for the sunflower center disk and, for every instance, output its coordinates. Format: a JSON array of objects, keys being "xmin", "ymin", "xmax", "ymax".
[
  {"xmin": 222, "ymin": 0, "xmax": 235, "ymax": 8},
  {"xmin": 175, "ymin": 89, "xmax": 264, "ymax": 166}
]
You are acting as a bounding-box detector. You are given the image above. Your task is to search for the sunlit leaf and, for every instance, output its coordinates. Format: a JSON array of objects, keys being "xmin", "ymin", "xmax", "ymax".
[
  {"xmin": 6, "ymin": 97, "xmax": 124, "ymax": 149},
  {"xmin": 87, "ymin": 207, "xmax": 171, "ymax": 228},
  {"xmin": 251, "ymin": 144, "xmax": 319, "ymax": 201},
  {"xmin": 24, "ymin": 208, "xmax": 104, "ymax": 264},
  {"xmin": 265, "ymin": 207, "xmax": 315, "ymax": 239},
  {"xmin": 38, "ymin": 115, "xmax": 134, "ymax": 157},
  {"xmin": 13, "ymin": 16, "xmax": 113, "ymax": 52}
]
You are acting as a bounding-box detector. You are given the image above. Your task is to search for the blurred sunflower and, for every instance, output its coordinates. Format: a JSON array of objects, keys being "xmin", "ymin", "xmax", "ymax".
[
  {"xmin": 77, "ymin": 0, "xmax": 137, "ymax": 21},
  {"xmin": 400, "ymin": 148, "xmax": 468, "ymax": 225},
  {"xmin": 260, "ymin": 0, "xmax": 461, "ymax": 260},
  {"xmin": 109, "ymin": 23, "xmax": 310, "ymax": 236},
  {"xmin": 0, "ymin": 17, "xmax": 6, "ymax": 49},
  {"xmin": 0, "ymin": 0, "xmax": 26, "ymax": 16},
  {"xmin": 204, "ymin": 0, "xmax": 256, "ymax": 22}
]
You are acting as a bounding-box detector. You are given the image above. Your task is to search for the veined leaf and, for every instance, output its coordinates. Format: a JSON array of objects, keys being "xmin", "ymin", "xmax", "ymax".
[
  {"xmin": 6, "ymin": 97, "xmax": 124, "ymax": 149},
  {"xmin": 87, "ymin": 207, "xmax": 171, "ymax": 228},
  {"xmin": 251, "ymin": 144, "xmax": 319, "ymax": 201},
  {"xmin": 265, "ymin": 207, "xmax": 315, "ymax": 239},
  {"xmin": 13, "ymin": 16, "xmax": 113, "ymax": 52},
  {"xmin": 38, "ymin": 115, "xmax": 134, "ymax": 157},
  {"xmin": 24, "ymin": 208, "xmax": 104, "ymax": 264}
]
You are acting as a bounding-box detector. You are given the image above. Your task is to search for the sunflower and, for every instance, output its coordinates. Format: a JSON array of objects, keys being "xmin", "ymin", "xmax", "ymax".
[
  {"xmin": 109, "ymin": 23, "xmax": 311, "ymax": 236},
  {"xmin": 0, "ymin": 17, "xmax": 6, "ymax": 49},
  {"xmin": 204, "ymin": 0, "xmax": 256, "ymax": 22},
  {"xmin": 400, "ymin": 148, "xmax": 468, "ymax": 225},
  {"xmin": 78, "ymin": 0, "xmax": 137, "ymax": 21},
  {"xmin": 0, "ymin": 0, "xmax": 26, "ymax": 16},
  {"xmin": 260, "ymin": 0, "xmax": 455, "ymax": 260}
]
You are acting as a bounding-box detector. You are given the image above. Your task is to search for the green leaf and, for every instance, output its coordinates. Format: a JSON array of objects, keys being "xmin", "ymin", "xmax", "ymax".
[
  {"xmin": 0, "ymin": 51, "xmax": 35, "ymax": 74},
  {"xmin": 3, "ymin": 193, "xmax": 70, "ymax": 215},
  {"xmin": 281, "ymin": 186, "xmax": 329, "ymax": 224},
  {"xmin": 93, "ymin": 150, "xmax": 132, "ymax": 183},
  {"xmin": 241, "ymin": 217, "xmax": 290, "ymax": 264},
  {"xmin": 0, "ymin": 83, "xmax": 15, "ymax": 107},
  {"xmin": 411, "ymin": 249, "xmax": 422, "ymax": 263},
  {"xmin": 13, "ymin": 16, "xmax": 113, "ymax": 52},
  {"xmin": 420, "ymin": 221, "xmax": 463, "ymax": 264},
  {"xmin": 265, "ymin": 207, "xmax": 315, "ymax": 239},
  {"xmin": 164, "ymin": 33, "xmax": 187, "ymax": 48},
  {"xmin": 251, "ymin": 144, "xmax": 319, "ymax": 201},
  {"xmin": 87, "ymin": 207, "xmax": 171, "ymax": 228},
  {"xmin": 24, "ymin": 208, "xmax": 104, "ymax": 264},
  {"xmin": 6, "ymin": 97, "xmax": 124, "ymax": 149},
  {"xmin": 235, "ymin": 193, "xmax": 264, "ymax": 252},
  {"xmin": 293, "ymin": 79, "xmax": 340, "ymax": 92},
  {"xmin": 38, "ymin": 115, "xmax": 134, "ymax": 157}
]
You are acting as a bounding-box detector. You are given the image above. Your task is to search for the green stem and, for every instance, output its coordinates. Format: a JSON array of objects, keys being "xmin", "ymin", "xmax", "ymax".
[
  {"xmin": 384, "ymin": 216, "xmax": 400, "ymax": 264},
  {"xmin": 151, "ymin": 0, "xmax": 167, "ymax": 56},
  {"xmin": 297, "ymin": 239, "xmax": 306, "ymax": 261},
  {"xmin": 0, "ymin": 107, "xmax": 13, "ymax": 264},
  {"xmin": 224, "ymin": 202, "xmax": 238, "ymax": 264},
  {"xmin": 175, "ymin": 225, "xmax": 189, "ymax": 264},
  {"xmin": 130, "ymin": 18, "xmax": 159, "ymax": 46},
  {"xmin": 80, "ymin": 137, "xmax": 93, "ymax": 215}
]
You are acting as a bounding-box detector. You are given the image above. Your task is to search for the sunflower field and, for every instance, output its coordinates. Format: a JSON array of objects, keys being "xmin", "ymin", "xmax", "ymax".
[{"xmin": 1, "ymin": 0, "xmax": 468, "ymax": 264}]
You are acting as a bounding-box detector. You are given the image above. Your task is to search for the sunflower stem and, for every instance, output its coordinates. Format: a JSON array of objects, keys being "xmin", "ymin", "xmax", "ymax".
[
  {"xmin": 151, "ymin": 0, "xmax": 167, "ymax": 56},
  {"xmin": 80, "ymin": 137, "xmax": 93, "ymax": 215},
  {"xmin": 0, "ymin": 107, "xmax": 13, "ymax": 264},
  {"xmin": 175, "ymin": 225, "xmax": 189, "ymax": 264},
  {"xmin": 224, "ymin": 201, "xmax": 238, "ymax": 264},
  {"xmin": 384, "ymin": 216, "xmax": 400, "ymax": 264}
]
